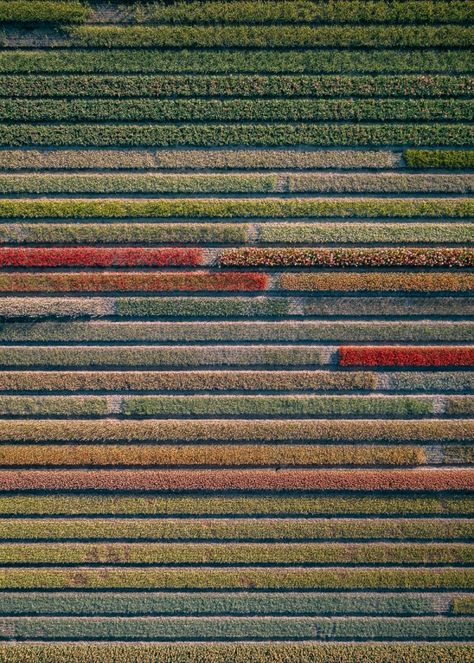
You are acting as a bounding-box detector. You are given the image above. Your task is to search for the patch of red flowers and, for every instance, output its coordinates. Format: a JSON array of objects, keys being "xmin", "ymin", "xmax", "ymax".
[{"xmin": 339, "ymin": 346, "xmax": 474, "ymax": 366}]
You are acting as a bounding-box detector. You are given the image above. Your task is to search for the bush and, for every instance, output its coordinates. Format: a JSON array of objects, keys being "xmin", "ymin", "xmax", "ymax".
[
  {"xmin": 340, "ymin": 346, "xmax": 474, "ymax": 367},
  {"xmin": 404, "ymin": 149, "xmax": 474, "ymax": 169}
]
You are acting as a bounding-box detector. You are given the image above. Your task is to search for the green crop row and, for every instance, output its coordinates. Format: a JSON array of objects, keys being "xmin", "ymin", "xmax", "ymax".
[
  {"xmin": 303, "ymin": 296, "xmax": 473, "ymax": 318},
  {"xmin": 0, "ymin": 148, "xmax": 401, "ymax": 171},
  {"xmin": 0, "ymin": 615, "xmax": 471, "ymax": 641},
  {"xmin": 387, "ymin": 372, "xmax": 474, "ymax": 393},
  {"xmin": 0, "ymin": 591, "xmax": 462, "ymax": 616},
  {"xmin": 123, "ymin": 395, "xmax": 434, "ymax": 418},
  {"xmin": 0, "ymin": 419, "xmax": 469, "ymax": 442},
  {"xmin": 0, "ymin": 1, "xmax": 90, "ymax": 24},
  {"xmin": 446, "ymin": 397, "xmax": 474, "ymax": 416},
  {"xmin": 135, "ymin": 1, "xmax": 474, "ymax": 26},
  {"xmin": 0, "ymin": 567, "xmax": 471, "ymax": 590},
  {"xmin": 0, "ymin": 198, "xmax": 471, "ymax": 219},
  {"xmin": 0, "ymin": 495, "xmax": 470, "ymax": 517},
  {"xmin": 453, "ymin": 597, "xmax": 474, "ymax": 614},
  {"xmin": 0, "ymin": 444, "xmax": 427, "ymax": 468},
  {"xmin": 1, "ymin": 99, "xmax": 470, "ymax": 122},
  {"xmin": 0, "ymin": 49, "xmax": 470, "ymax": 74},
  {"xmin": 67, "ymin": 25, "xmax": 474, "ymax": 48},
  {"xmin": 404, "ymin": 149, "xmax": 474, "ymax": 169},
  {"xmin": 0, "ymin": 124, "xmax": 470, "ymax": 147},
  {"xmin": 3, "ymin": 74, "xmax": 469, "ymax": 99},
  {"xmin": 0, "ymin": 370, "xmax": 378, "ymax": 393},
  {"xmin": 1, "ymin": 517, "xmax": 469, "ymax": 542},
  {"xmin": 1, "ymin": 175, "xmax": 472, "ymax": 196},
  {"xmin": 0, "ymin": 396, "xmax": 106, "ymax": 417},
  {"xmin": 0, "ymin": 346, "xmax": 323, "ymax": 368},
  {"xmin": 0, "ymin": 542, "xmax": 469, "ymax": 565},
  {"xmin": 0, "ymin": 321, "xmax": 471, "ymax": 343}
]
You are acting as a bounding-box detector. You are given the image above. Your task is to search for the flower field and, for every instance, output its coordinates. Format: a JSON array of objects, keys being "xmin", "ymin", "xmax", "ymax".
[{"xmin": 0, "ymin": 1, "xmax": 472, "ymax": 661}]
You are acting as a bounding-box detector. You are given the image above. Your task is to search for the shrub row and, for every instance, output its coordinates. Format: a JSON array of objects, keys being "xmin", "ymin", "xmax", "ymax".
[
  {"xmin": 0, "ymin": 444, "xmax": 426, "ymax": 467},
  {"xmin": 0, "ymin": 616, "xmax": 470, "ymax": 641},
  {"xmin": 0, "ymin": 223, "xmax": 247, "ymax": 245},
  {"xmin": 0, "ymin": 396, "xmax": 107, "ymax": 417},
  {"xmin": 123, "ymin": 395, "xmax": 434, "ymax": 418},
  {"xmin": 0, "ymin": 566, "xmax": 470, "ymax": 589},
  {"xmin": 0, "ymin": 248, "xmax": 203, "ymax": 267},
  {"xmin": 68, "ymin": 25, "xmax": 474, "ymax": 48},
  {"xmin": 0, "ymin": 468, "xmax": 471, "ymax": 491},
  {"xmin": 279, "ymin": 272, "xmax": 474, "ymax": 292},
  {"xmin": 0, "ymin": 124, "xmax": 470, "ymax": 147},
  {"xmin": 288, "ymin": 174, "xmax": 474, "ymax": 194},
  {"xmin": 404, "ymin": 149, "xmax": 474, "ymax": 169},
  {"xmin": 2, "ymin": 172, "xmax": 469, "ymax": 201},
  {"xmin": 221, "ymin": 248, "xmax": 474, "ymax": 268},
  {"xmin": 388, "ymin": 372, "xmax": 474, "ymax": 393},
  {"xmin": 446, "ymin": 397, "xmax": 474, "ymax": 416},
  {"xmin": 0, "ymin": 419, "xmax": 468, "ymax": 442},
  {"xmin": 2, "ymin": 517, "xmax": 467, "ymax": 542},
  {"xmin": 0, "ymin": 346, "xmax": 323, "ymax": 368},
  {"xmin": 444, "ymin": 446, "xmax": 474, "ymax": 465},
  {"xmin": 3, "ymin": 75, "xmax": 469, "ymax": 99},
  {"xmin": 1, "ymin": 198, "xmax": 470, "ymax": 219},
  {"xmin": 131, "ymin": 2, "xmax": 474, "ymax": 26},
  {"xmin": 0, "ymin": 272, "xmax": 268, "ymax": 293},
  {"xmin": 0, "ymin": 49, "xmax": 470, "ymax": 74},
  {"xmin": 0, "ymin": 591, "xmax": 458, "ymax": 616},
  {"xmin": 0, "ymin": 321, "xmax": 471, "ymax": 343},
  {"xmin": 0, "ymin": 1, "xmax": 90, "ymax": 24},
  {"xmin": 0, "ymin": 370, "xmax": 377, "ymax": 393},
  {"xmin": 0, "ymin": 495, "xmax": 469, "ymax": 517},
  {"xmin": 0, "ymin": 174, "xmax": 278, "ymax": 194},
  {"xmin": 0, "ymin": 148, "xmax": 400, "ymax": 171},
  {"xmin": 303, "ymin": 296, "xmax": 474, "ymax": 318},
  {"xmin": 0, "ymin": 297, "xmax": 114, "ymax": 319},
  {"xmin": 260, "ymin": 223, "xmax": 474, "ymax": 244},
  {"xmin": 453, "ymin": 597, "xmax": 474, "ymax": 614},
  {"xmin": 1, "ymin": 99, "xmax": 470, "ymax": 122},
  {"xmin": 340, "ymin": 346, "xmax": 474, "ymax": 367},
  {"xmin": 0, "ymin": 541, "xmax": 468, "ymax": 565}
]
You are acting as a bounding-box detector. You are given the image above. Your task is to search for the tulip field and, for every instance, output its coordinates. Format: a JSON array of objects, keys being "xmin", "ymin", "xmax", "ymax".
[{"xmin": 0, "ymin": 1, "xmax": 472, "ymax": 661}]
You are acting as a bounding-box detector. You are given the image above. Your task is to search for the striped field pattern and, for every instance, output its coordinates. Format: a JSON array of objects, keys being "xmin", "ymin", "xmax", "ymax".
[{"xmin": 0, "ymin": 1, "xmax": 472, "ymax": 662}]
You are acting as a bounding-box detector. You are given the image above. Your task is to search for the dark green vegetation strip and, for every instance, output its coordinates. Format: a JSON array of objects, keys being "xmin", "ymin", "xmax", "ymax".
[
  {"xmin": 0, "ymin": 616, "xmax": 471, "ymax": 641},
  {"xmin": 404, "ymin": 149, "xmax": 474, "ymax": 169},
  {"xmin": 0, "ymin": 199, "xmax": 471, "ymax": 219},
  {"xmin": 0, "ymin": 518, "xmax": 470, "ymax": 541},
  {"xmin": 0, "ymin": 49, "xmax": 471, "ymax": 74},
  {"xmin": 1, "ymin": 124, "xmax": 470, "ymax": 147},
  {"xmin": 68, "ymin": 25, "xmax": 474, "ymax": 48},
  {"xmin": 0, "ymin": 1, "xmax": 90, "ymax": 24},
  {"xmin": 0, "ymin": 643, "xmax": 472, "ymax": 663},
  {"xmin": 1, "ymin": 495, "xmax": 470, "ymax": 517},
  {"xmin": 0, "ymin": 591, "xmax": 459, "ymax": 616},
  {"xmin": 1, "ymin": 75, "xmax": 470, "ymax": 98},
  {"xmin": 0, "ymin": 567, "xmax": 471, "ymax": 589},
  {"xmin": 0, "ymin": 321, "xmax": 471, "ymax": 343},
  {"xmin": 2, "ymin": 99, "xmax": 471, "ymax": 122}
]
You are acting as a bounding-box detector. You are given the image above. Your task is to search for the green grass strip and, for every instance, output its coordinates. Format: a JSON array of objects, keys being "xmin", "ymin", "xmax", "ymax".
[
  {"xmin": 0, "ymin": 124, "xmax": 470, "ymax": 147},
  {"xmin": 116, "ymin": 297, "xmax": 290, "ymax": 319},
  {"xmin": 0, "ymin": 591, "xmax": 458, "ymax": 617},
  {"xmin": 0, "ymin": 148, "xmax": 400, "ymax": 171},
  {"xmin": 0, "ymin": 495, "xmax": 470, "ymax": 516},
  {"xmin": 0, "ymin": 49, "xmax": 470, "ymax": 74},
  {"xmin": 0, "ymin": 615, "xmax": 471, "ymax": 641},
  {"xmin": 0, "ymin": 321, "xmax": 469, "ymax": 343},
  {"xmin": 0, "ymin": 567, "xmax": 470, "ymax": 590},
  {"xmin": 123, "ymin": 395, "xmax": 434, "ymax": 417},
  {"xmin": 3, "ymin": 75, "xmax": 468, "ymax": 99},
  {"xmin": 0, "ymin": 346, "xmax": 323, "ymax": 368},
  {"xmin": 0, "ymin": 371, "xmax": 377, "ymax": 393},
  {"xmin": 261, "ymin": 223, "xmax": 474, "ymax": 244},
  {"xmin": 0, "ymin": 518, "xmax": 469, "ymax": 542},
  {"xmin": 138, "ymin": 1, "xmax": 474, "ymax": 25},
  {"xmin": 0, "ymin": 396, "xmax": 107, "ymax": 417},
  {"xmin": 0, "ymin": 542, "xmax": 469, "ymax": 565},
  {"xmin": 0, "ymin": 199, "xmax": 471, "ymax": 219},
  {"xmin": 404, "ymin": 149, "xmax": 474, "ymax": 169},
  {"xmin": 0, "ymin": 1, "xmax": 90, "ymax": 23},
  {"xmin": 68, "ymin": 25, "xmax": 474, "ymax": 48},
  {"xmin": 0, "ymin": 419, "xmax": 469, "ymax": 442},
  {"xmin": 0, "ymin": 99, "xmax": 469, "ymax": 122},
  {"xmin": 0, "ymin": 223, "xmax": 247, "ymax": 244}
]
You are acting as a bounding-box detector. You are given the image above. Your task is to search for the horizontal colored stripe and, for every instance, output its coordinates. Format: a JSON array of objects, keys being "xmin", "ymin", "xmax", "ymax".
[
  {"xmin": 0, "ymin": 469, "xmax": 471, "ymax": 491},
  {"xmin": 0, "ymin": 248, "xmax": 203, "ymax": 267},
  {"xmin": 0, "ymin": 444, "xmax": 426, "ymax": 467},
  {"xmin": 280, "ymin": 273, "xmax": 474, "ymax": 292},
  {"xmin": 340, "ymin": 346, "xmax": 474, "ymax": 367},
  {"xmin": 404, "ymin": 150, "xmax": 474, "ymax": 169}
]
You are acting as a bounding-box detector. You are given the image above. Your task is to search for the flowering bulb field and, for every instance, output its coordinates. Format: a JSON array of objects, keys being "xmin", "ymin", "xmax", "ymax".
[{"xmin": 0, "ymin": 1, "xmax": 472, "ymax": 661}]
